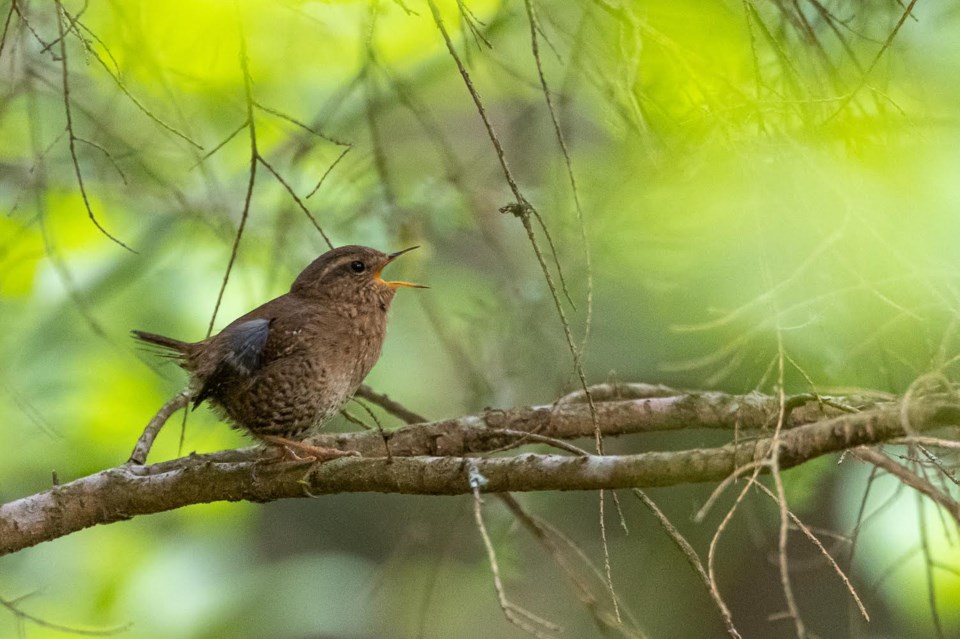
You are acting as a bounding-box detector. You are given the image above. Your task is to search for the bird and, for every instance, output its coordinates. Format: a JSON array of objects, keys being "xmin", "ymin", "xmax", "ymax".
[{"xmin": 132, "ymin": 245, "xmax": 425, "ymax": 460}]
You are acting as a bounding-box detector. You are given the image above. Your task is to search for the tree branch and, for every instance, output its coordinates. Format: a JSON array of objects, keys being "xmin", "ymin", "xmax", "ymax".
[{"xmin": 2, "ymin": 389, "xmax": 958, "ymax": 556}]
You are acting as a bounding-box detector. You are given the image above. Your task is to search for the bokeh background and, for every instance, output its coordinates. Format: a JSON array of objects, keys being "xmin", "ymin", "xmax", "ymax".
[{"xmin": 2, "ymin": 1, "xmax": 960, "ymax": 637}]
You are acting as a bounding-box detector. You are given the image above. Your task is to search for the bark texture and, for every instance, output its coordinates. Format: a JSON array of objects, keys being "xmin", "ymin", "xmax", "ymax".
[{"xmin": 2, "ymin": 388, "xmax": 957, "ymax": 556}]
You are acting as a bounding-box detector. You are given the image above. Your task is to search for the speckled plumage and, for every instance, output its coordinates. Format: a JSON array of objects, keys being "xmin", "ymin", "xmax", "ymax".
[{"xmin": 133, "ymin": 245, "xmax": 421, "ymax": 446}]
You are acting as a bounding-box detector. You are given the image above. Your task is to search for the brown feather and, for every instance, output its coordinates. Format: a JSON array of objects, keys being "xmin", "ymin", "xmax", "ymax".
[{"xmin": 133, "ymin": 245, "xmax": 419, "ymax": 441}]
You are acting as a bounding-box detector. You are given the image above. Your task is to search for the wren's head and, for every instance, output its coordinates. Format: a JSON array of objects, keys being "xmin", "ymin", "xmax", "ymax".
[{"xmin": 290, "ymin": 245, "xmax": 425, "ymax": 307}]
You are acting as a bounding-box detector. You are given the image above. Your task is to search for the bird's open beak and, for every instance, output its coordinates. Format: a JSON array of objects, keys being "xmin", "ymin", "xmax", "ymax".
[{"xmin": 376, "ymin": 246, "xmax": 428, "ymax": 289}]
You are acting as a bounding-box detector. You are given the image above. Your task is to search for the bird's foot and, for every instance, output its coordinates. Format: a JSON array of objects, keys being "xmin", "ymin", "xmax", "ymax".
[
  {"xmin": 258, "ymin": 434, "xmax": 360, "ymax": 463},
  {"xmin": 256, "ymin": 435, "xmax": 360, "ymax": 496}
]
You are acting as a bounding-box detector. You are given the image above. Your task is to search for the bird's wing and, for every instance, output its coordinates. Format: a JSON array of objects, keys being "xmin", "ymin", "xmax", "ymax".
[
  {"xmin": 193, "ymin": 318, "xmax": 272, "ymax": 409},
  {"xmin": 222, "ymin": 318, "xmax": 273, "ymax": 373}
]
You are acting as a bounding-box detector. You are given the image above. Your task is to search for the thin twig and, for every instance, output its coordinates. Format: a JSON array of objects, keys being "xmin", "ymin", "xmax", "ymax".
[
  {"xmin": 354, "ymin": 385, "xmax": 427, "ymax": 424},
  {"xmin": 0, "ymin": 593, "xmax": 130, "ymax": 636},
  {"xmin": 254, "ymin": 101, "xmax": 351, "ymax": 147},
  {"xmin": 54, "ymin": 0, "xmax": 134, "ymax": 252},
  {"xmin": 917, "ymin": 490, "xmax": 946, "ymax": 639},
  {"xmin": 190, "ymin": 120, "xmax": 248, "ymax": 170},
  {"xmin": 255, "ymin": 99, "xmax": 354, "ymax": 202},
  {"xmin": 304, "ymin": 144, "xmax": 352, "ymax": 198},
  {"xmin": 60, "ymin": 7, "xmax": 203, "ymax": 149},
  {"xmin": 478, "ymin": 428, "xmax": 592, "ymax": 456},
  {"xmin": 524, "ymin": 0, "xmax": 593, "ymax": 357},
  {"xmin": 633, "ymin": 489, "xmax": 741, "ymax": 638},
  {"xmin": 706, "ymin": 477, "xmax": 755, "ymax": 620},
  {"xmin": 597, "ymin": 490, "xmax": 620, "ymax": 621},
  {"xmin": 127, "ymin": 390, "xmax": 191, "ymax": 465},
  {"xmin": 0, "ymin": 2, "xmax": 15, "ymax": 57},
  {"xmin": 695, "ymin": 459, "xmax": 771, "ymax": 523},
  {"xmin": 751, "ymin": 481, "xmax": 869, "ymax": 622},
  {"xmin": 470, "ymin": 467, "xmax": 561, "ymax": 639},
  {"xmin": 26, "ymin": 89, "xmax": 107, "ymax": 339},
  {"xmin": 428, "ymin": 6, "xmax": 615, "ymax": 597},
  {"xmin": 206, "ymin": 19, "xmax": 258, "ymax": 337},
  {"xmin": 258, "ymin": 154, "xmax": 334, "ymax": 249},
  {"xmin": 498, "ymin": 493, "xmax": 646, "ymax": 638},
  {"xmin": 852, "ymin": 447, "xmax": 960, "ymax": 525},
  {"xmin": 424, "ymin": 0, "xmax": 603, "ymax": 460},
  {"xmin": 770, "ymin": 292, "xmax": 806, "ymax": 639},
  {"xmin": 824, "ymin": 0, "xmax": 920, "ymax": 122},
  {"xmin": 74, "ymin": 137, "xmax": 128, "ymax": 185},
  {"xmin": 350, "ymin": 398, "xmax": 393, "ymax": 461}
]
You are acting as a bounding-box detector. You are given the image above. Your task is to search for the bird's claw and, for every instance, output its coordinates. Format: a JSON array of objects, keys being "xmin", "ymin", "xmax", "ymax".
[{"xmin": 258, "ymin": 434, "xmax": 360, "ymax": 465}]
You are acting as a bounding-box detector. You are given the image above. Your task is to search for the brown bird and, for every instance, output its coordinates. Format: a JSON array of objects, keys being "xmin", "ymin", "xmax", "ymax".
[{"xmin": 133, "ymin": 245, "xmax": 425, "ymax": 460}]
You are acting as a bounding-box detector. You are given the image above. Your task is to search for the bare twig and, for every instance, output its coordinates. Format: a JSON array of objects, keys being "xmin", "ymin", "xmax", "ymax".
[
  {"xmin": 470, "ymin": 464, "xmax": 561, "ymax": 639},
  {"xmin": 425, "ymin": 1, "xmax": 585, "ymax": 407},
  {"xmin": 206, "ymin": 20, "xmax": 258, "ymax": 337},
  {"xmin": 0, "ymin": 592, "xmax": 130, "ymax": 636},
  {"xmin": 304, "ymin": 145, "xmax": 351, "ymax": 198},
  {"xmin": 751, "ymin": 481, "xmax": 869, "ymax": 622},
  {"xmin": 349, "ymin": 398, "xmax": 393, "ymax": 461},
  {"xmin": 524, "ymin": 0, "xmax": 592, "ymax": 328},
  {"xmin": 0, "ymin": 2, "xmax": 15, "ymax": 57},
  {"xmin": 917, "ymin": 491, "xmax": 946, "ymax": 639},
  {"xmin": 770, "ymin": 342, "xmax": 806, "ymax": 638},
  {"xmin": 852, "ymin": 447, "xmax": 960, "ymax": 525},
  {"xmin": 258, "ymin": 154, "xmax": 334, "ymax": 249},
  {"xmin": 706, "ymin": 476, "xmax": 754, "ymax": 624},
  {"xmin": 127, "ymin": 390, "xmax": 192, "ymax": 465},
  {"xmin": 498, "ymin": 494, "xmax": 646, "ymax": 637},
  {"xmin": 74, "ymin": 137, "xmax": 127, "ymax": 184},
  {"xmin": 824, "ymin": 0, "xmax": 920, "ymax": 122},
  {"xmin": 633, "ymin": 489, "xmax": 741, "ymax": 638},
  {"xmin": 255, "ymin": 101, "xmax": 351, "ymax": 147},
  {"xmin": 190, "ymin": 120, "xmax": 248, "ymax": 169},
  {"xmin": 426, "ymin": 1, "xmax": 616, "ymax": 610},
  {"xmin": 54, "ymin": 0, "xmax": 134, "ymax": 252},
  {"xmin": 26, "ymin": 89, "xmax": 107, "ymax": 339},
  {"xmin": 355, "ymin": 385, "xmax": 428, "ymax": 424},
  {"xmin": 60, "ymin": 7, "xmax": 203, "ymax": 149},
  {"xmin": 478, "ymin": 429, "xmax": 592, "ymax": 456}
]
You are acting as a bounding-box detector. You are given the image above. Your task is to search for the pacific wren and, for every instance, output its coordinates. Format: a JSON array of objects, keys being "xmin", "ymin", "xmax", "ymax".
[{"xmin": 133, "ymin": 245, "xmax": 424, "ymax": 459}]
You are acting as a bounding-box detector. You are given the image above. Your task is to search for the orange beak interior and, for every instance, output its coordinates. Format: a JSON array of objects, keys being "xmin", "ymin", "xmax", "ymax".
[{"xmin": 375, "ymin": 246, "xmax": 428, "ymax": 289}]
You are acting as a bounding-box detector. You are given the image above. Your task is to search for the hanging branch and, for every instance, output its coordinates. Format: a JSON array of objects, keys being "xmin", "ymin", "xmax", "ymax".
[
  {"xmin": 204, "ymin": 15, "xmax": 337, "ymax": 335},
  {"xmin": 205, "ymin": 19, "xmax": 259, "ymax": 337},
  {"xmin": 54, "ymin": 0, "xmax": 135, "ymax": 252}
]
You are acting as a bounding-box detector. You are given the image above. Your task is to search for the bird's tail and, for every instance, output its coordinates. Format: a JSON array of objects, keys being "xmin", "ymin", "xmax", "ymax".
[{"xmin": 131, "ymin": 330, "xmax": 191, "ymax": 357}]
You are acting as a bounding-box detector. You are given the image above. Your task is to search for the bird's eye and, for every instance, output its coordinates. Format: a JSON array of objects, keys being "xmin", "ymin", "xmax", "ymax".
[{"xmin": 349, "ymin": 260, "xmax": 366, "ymax": 273}]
